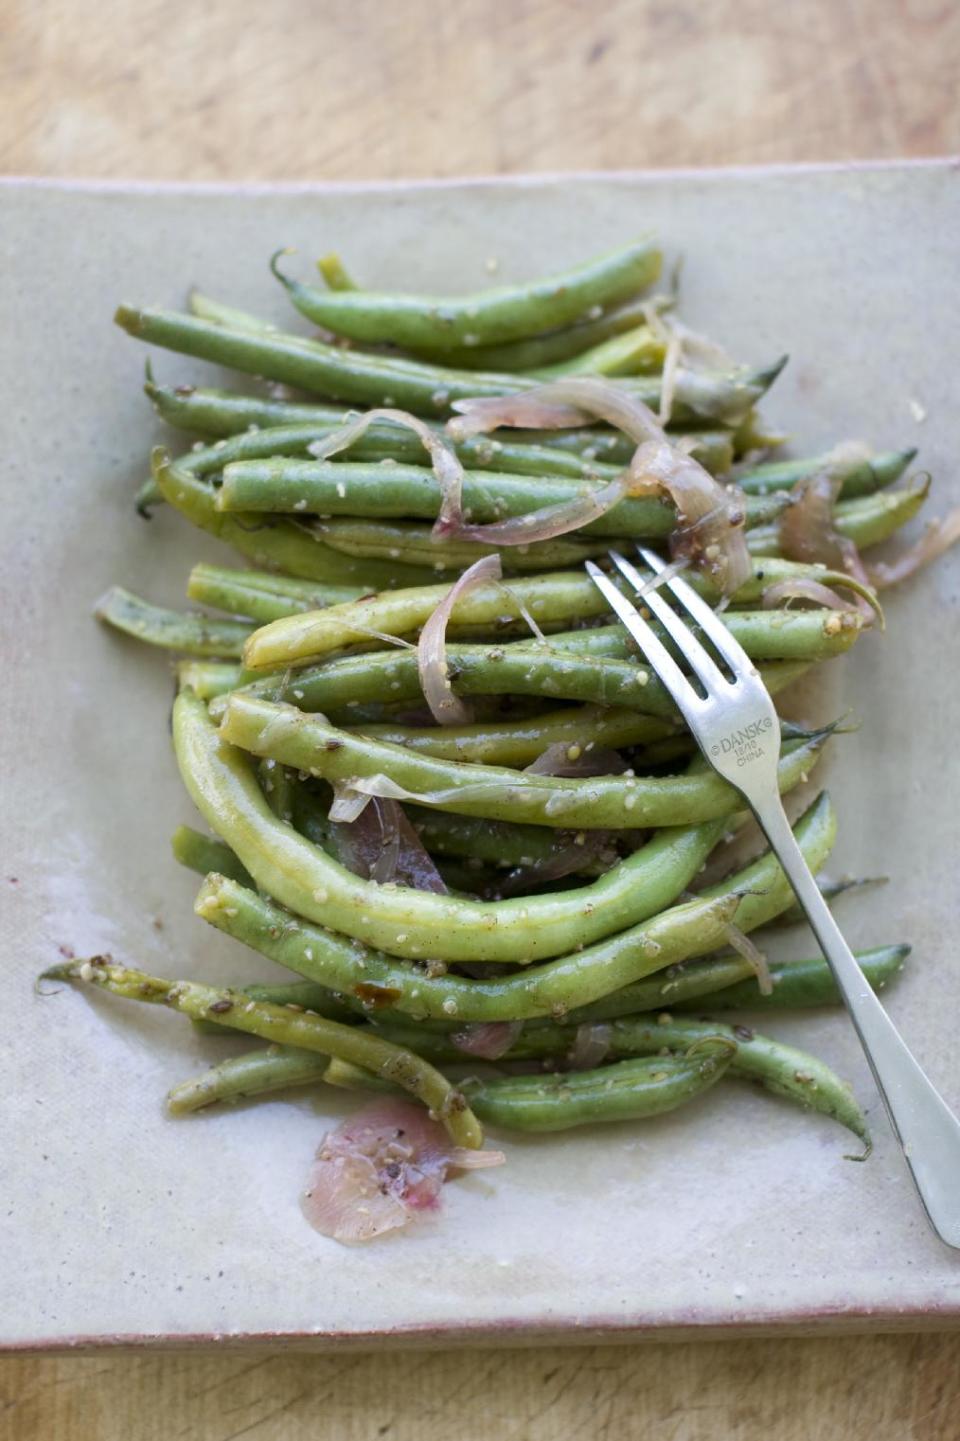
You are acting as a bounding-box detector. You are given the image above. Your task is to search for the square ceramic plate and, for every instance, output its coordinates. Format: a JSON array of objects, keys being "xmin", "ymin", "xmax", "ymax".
[{"xmin": 2, "ymin": 162, "xmax": 959, "ymax": 1351}]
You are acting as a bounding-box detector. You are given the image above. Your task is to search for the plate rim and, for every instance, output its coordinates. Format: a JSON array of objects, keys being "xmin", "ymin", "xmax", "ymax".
[
  {"xmin": 0, "ymin": 154, "xmax": 956, "ymax": 199},
  {"xmin": 5, "ymin": 157, "xmax": 959, "ymax": 1352}
]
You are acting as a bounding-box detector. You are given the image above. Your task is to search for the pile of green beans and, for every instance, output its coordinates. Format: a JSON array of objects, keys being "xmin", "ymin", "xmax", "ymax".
[{"xmin": 50, "ymin": 235, "xmax": 946, "ymax": 1226}]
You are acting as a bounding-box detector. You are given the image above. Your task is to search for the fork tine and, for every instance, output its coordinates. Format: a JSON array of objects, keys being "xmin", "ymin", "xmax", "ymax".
[
  {"xmin": 583, "ymin": 560, "xmax": 703, "ymax": 724},
  {"xmin": 609, "ymin": 552, "xmax": 731, "ymax": 694},
  {"xmin": 636, "ymin": 546, "xmax": 756, "ymax": 679}
]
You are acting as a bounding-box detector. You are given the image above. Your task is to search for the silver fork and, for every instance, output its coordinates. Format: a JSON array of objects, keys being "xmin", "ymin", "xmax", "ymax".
[{"xmin": 586, "ymin": 545, "xmax": 960, "ymax": 1249}]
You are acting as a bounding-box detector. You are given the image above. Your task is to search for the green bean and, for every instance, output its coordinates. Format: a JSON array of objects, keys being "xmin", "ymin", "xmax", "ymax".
[
  {"xmin": 748, "ymin": 476, "xmax": 932, "ymax": 556},
  {"xmin": 709, "ymin": 557, "xmax": 881, "ymax": 609},
  {"xmin": 320, "ymin": 1057, "xmax": 397, "ymax": 1094},
  {"xmin": 199, "ymin": 791, "xmax": 833, "ymax": 1022},
  {"xmin": 187, "ymin": 684, "xmax": 821, "ymax": 963},
  {"xmin": 169, "ymin": 1048, "xmax": 323, "ymax": 1109},
  {"xmin": 406, "ymin": 807, "xmax": 609, "ymax": 873},
  {"xmin": 240, "ymin": 568, "xmax": 852, "ymax": 672},
  {"xmin": 116, "ymin": 303, "xmax": 782, "ymax": 422},
  {"xmin": 529, "ymin": 608, "xmax": 865, "ymax": 666},
  {"xmin": 326, "ymin": 1047, "xmax": 746, "ymax": 1128},
  {"xmin": 456, "ymin": 1051, "xmax": 739, "ymax": 1131},
  {"xmin": 216, "ymin": 458, "xmax": 785, "ymax": 540},
  {"xmin": 187, "ymin": 563, "xmax": 368, "ymax": 622},
  {"xmin": 154, "ymin": 452, "xmax": 437, "ymax": 588},
  {"xmin": 243, "ymin": 980, "xmax": 360, "ymax": 1014},
  {"xmin": 258, "ymin": 757, "xmax": 296, "ymax": 823},
  {"xmin": 737, "ymin": 447, "xmax": 917, "ymax": 499},
  {"xmin": 220, "ymin": 694, "xmax": 829, "ymax": 832},
  {"xmin": 160, "ymin": 419, "xmax": 640, "ymax": 487},
  {"xmin": 95, "ymin": 586, "xmax": 254, "ymax": 657},
  {"xmin": 42, "ymin": 957, "xmax": 482, "ymax": 1147},
  {"xmin": 192, "ymin": 980, "xmax": 364, "ymax": 1036},
  {"xmin": 146, "ymin": 378, "xmax": 353, "ymax": 436},
  {"xmin": 311, "ymin": 517, "xmax": 609, "ymax": 572},
  {"xmin": 607, "ymin": 1018, "xmax": 868, "ymax": 1143},
  {"xmin": 137, "ymin": 419, "xmax": 729, "ymax": 517},
  {"xmin": 187, "ymin": 685, "xmax": 704, "ymax": 963},
  {"xmin": 140, "ymin": 415, "xmax": 412, "ymax": 511},
  {"xmin": 555, "ymin": 942, "xmax": 905, "ymax": 1024},
  {"xmin": 432, "ymin": 1008, "xmax": 864, "ymax": 1141},
  {"xmin": 240, "ymin": 572, "xmax": 613, "ymax": 668},
  {"xmin": 534, "ymin": 325, "xmax": 663, "ymax": 379},
  {"xmin": 196, "ymin": 868, "xmax": 739, "ymax": 1023},
  {"xmin": 672, "ymin": 943, "xmax": 910, "ymax": 1012},
  {"xmin": 167, "ymin": 1043, "xmax": 736, "ymax": 1129},
  {"xmin": 168, "ymin": 1045, "xmax": 335, "ymax": 1112},
  {"xmin": 317, "ymin": 253, "xmax": 358, "ymax": 291},
  {"xmin": 658, "ymin": 429, "xmax": 735, "ymax": 475},
  {"xmin": 733, "ymin": 408, "xmax": 788, "ymax": 454},
  {"xmin": 176, "ymin": 659, "xmax": 243, "ymax": 699},
  {"xmin": 358, "ymin": 704, "xmax": 676, "ymax": 766},
  {"xmin": 203, "ymin": 546, "xmax": 870, "ymax": 643},
  {"xmin": 144, "ymin": 378, "xmax": 728, "ymax": 470},
  {"xmin": 635, "ymin": 735, "xmax": 697, "ymax": 768},
  {"xmin": 403, "ymin": 295, "xmax": 670, "ymax": 371},
  {"xmin": 220, "ymin": 553, "xmax": 864, "ymax": 671},
  {"xmin": 188, "ymin": 290, "xmax": 278, "ymax": 334},
  {"xmin": 433, "ymin": 857, "xmax": 505, "ymax": 894},
  {"xmin": 171, "ymin": 823, "xmax": 254, "ymax": 887},
  {"xmin": 211, "ymin": 645, "xmax": 811, "ymax": 723},
  {"xmin": 770, "ymin": 873, "xmax": 886, "ymax": 927},
  {"xmin": 376, "ymin": 1013, "xmax": 867, "ymax": 1142},
  {"xmin": 273, "ymin": 238, "xmax": 663, "ymax": 347},
  {"xmin": 696, "ymin": 791, "xmax": 836, "ymax": 933}
]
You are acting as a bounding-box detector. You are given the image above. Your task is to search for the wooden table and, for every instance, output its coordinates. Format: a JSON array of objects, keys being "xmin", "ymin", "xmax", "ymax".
[{"xmin": 2, "ymin": 2, "xmax": 958, "ymax": 1436}]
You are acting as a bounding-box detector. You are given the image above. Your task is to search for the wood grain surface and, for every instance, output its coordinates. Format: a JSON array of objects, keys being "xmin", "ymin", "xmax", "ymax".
[
  {"xmin": 2, "ymin": 0, "xmax": 958, "ymax": 179},
  {"xmin": 2, "ymin": 1, "xmax": 959, "ymax": 1438}
]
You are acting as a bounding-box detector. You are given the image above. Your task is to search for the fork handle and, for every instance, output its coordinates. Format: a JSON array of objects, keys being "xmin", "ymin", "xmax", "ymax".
[{"xmin": 754, "ymin": 796, "xmax": 960, "ymax": 1249}]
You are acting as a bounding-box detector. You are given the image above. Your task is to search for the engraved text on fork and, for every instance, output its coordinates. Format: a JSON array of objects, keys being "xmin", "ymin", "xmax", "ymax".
[{"xmin": 709, "ymin": 715, "xmax": 774, "ymax": 766}]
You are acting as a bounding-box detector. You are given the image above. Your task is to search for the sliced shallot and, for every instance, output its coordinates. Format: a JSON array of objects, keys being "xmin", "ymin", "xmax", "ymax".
[
  {"xmin": 446, "ymin": 470, "xmax": 637, "ymax": 547},
  {"xmin": 308, "ymin": 406, "xmax": 466, "ymax": 534},
  {"xmin": 301, "ymin": 1098, "xmax": 505, "ymax": 1243},
  {"xmin": 657, "ymin": 330, "xmax": 683, "ymax": 426},
  {"xmin": 447, "ymin": 378, "xmax": 752, "ymax": 593},
  {"xmin": 723, "ymin": 921, "xmax": 773, "ymax": 997},
  {"xmin": 448, "ymin": 376, "xmax": 662, "ymax": 446},
  {"xmin": 451, "ymin": 1021, "xmax": 524, "ymax": 1060},
  {"xmin": 524, "ymin": 743, "xmax": 627, "ymax": 777},
  {"xmin": 417, "ymin": 554, "xmax": 502, "ymax": 725},
  {"xmin": 761, "ymin": 578, "xmax": 852, "ymax": 611},
  {"xmin": 496, "ymin": 830, "xmax": 613, "ymax": 897},
  {"xmin": 328, "ymin": 790, "xmax": 447, "ymax": 893},
  {"xmin": 778, "ymin": 467, "xmax": 870, "ymax": 583},
  {"xmin": 567, "ymin": 1022, "xmax": 613, "ymax": 1071},
  {"xmin": 868, "ymin": 507, "xmax": 960, "ymax": 588}
]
